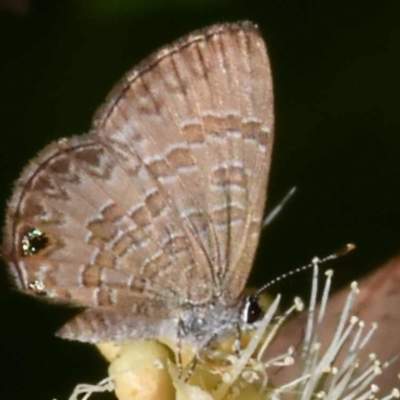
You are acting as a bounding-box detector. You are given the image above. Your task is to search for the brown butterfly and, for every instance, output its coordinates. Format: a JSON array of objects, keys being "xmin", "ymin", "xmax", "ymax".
[{"xmin": 2, "ymin": 21, "xmax": 274, "ymax": 349}]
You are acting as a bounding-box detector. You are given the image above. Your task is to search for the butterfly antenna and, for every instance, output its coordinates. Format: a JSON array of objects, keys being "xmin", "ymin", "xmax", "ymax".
[
  {"xmin": 254, "ymin": 243, "xmax": 356, "ymax": 298},
  {"xmin": 263, "ymin": 186, "xmax": 297, "ymax": 228}
]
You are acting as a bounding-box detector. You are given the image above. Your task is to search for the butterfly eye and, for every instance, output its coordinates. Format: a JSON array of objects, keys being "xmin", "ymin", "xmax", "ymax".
[
  {"xmin": 242, "ymin": 296, "xmax": 263, "ymax": 324},
  {"xmin": 21, "ymin": 228, "xmax": 49, "ymax": 256}
]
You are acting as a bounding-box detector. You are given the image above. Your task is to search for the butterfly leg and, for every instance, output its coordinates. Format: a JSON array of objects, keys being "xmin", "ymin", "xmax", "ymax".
[
  {"xmin": 183, "ymin": 333, "xmax": 218, "ymax": 382},
  {"xmin": 176, "ymin": 318, "xmax": 185, "ymax": 379},
  {"xmin": 233, "ymin": 321, "xmax": 243, "ymax": 356},
  {"xmin": 184, "ymin": 353, "xmax": 198, "ymax": 382}
]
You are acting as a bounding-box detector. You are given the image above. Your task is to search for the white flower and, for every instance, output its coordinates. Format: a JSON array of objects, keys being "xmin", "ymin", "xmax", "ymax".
[{"xmin": 68, "ymin": 260, "xmax": 399, "ymax": 400}]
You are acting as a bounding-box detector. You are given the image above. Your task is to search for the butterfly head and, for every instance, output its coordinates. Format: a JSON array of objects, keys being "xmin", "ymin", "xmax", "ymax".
[{"xmin": 177, "ymin": 293, "xmax": 265, "ymax": 350}]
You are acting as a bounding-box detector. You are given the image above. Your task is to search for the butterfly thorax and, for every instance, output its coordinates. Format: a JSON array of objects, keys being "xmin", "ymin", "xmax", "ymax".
[{"xmin": 177, "ymin": 298, "xmax": 244, "ymax": 347}]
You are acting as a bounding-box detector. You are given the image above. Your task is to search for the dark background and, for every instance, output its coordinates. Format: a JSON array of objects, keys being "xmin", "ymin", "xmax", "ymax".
[{"xmin": 1, "ymin": 1, "xmax": 400, "ymax": 399}]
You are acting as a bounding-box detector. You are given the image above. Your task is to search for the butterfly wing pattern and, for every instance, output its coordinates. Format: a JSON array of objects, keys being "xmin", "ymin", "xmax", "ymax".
[{"xmin": 2, "ymin": 21, "xmax": 274, "ymax": 344}]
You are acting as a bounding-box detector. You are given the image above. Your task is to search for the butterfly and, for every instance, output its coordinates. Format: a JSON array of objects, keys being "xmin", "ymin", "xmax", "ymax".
[{"xmin": 2, "ymin": 21, "xmax": 274, "ymax": 349}]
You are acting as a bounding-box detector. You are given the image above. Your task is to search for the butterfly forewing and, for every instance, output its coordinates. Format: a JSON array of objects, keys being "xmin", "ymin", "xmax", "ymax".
[
  {"xmin": 93, "ymin": 22, "xmax": 274, "ymax": 303},
  {"xmin": 2, "ymin": 21, "xmax": 274, "ymax": 342}
]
